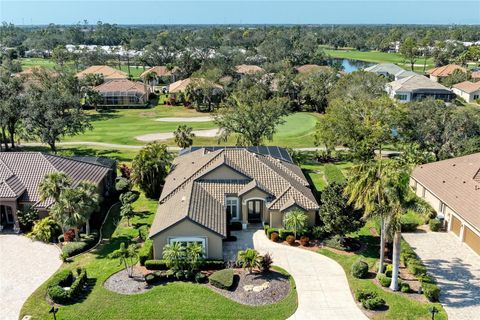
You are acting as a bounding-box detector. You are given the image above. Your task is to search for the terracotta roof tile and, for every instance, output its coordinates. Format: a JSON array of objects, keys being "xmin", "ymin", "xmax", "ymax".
[
  {"xmin": 426, "ymin": 64, "xmax": 466, "ymax": 77},
  {"xmin": 76, "ymin": 65, "xmax": 127, "ymax": 79},
  {"xmin": 453, "ymin": 81, "xmax": 480, "ymax": 93}
]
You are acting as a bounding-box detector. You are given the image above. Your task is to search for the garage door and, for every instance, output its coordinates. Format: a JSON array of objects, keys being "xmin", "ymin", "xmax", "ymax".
[
  {"xmin": 451, "ymin": 216, "xmax": 461, "ymax": 236},
  {"xmin": 464, "ymin": 226, "xmax": 480, "ymax": 255}
]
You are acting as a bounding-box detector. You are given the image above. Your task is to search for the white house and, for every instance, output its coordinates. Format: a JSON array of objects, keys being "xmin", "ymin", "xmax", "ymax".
[
  {"xmin": 452, "ymin": 81, "xmax": 480, "ymax": 103},
  {"xmin": 386, "ymin": 75, "xmax": 455, "ymax": 102}
]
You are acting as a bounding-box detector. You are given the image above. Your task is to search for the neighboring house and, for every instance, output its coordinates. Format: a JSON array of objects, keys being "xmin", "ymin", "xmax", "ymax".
[
  {"xmin": 149, "ymin": 146, "xmax": 319, "ymax": 259},
  {"xmin": 76, "ymin": 65, "xmax": 128, "ymax": 81},
  {"xmin": 168, "ymin": 77, "xmax": 223, "ymax": 94},
  {"xmin": 410, "ymin": 153, "xmax": 480, "ymax": 255},
  {"xmin": 364, "ymin": 63, "xmax": 417, "ymax": 81},
  {"xmin": 94, "ymin": 79, "xmax": 149, "ymax": 106},
  {"xmin": 140, "ymin": 66, "xmax": 180, "ymax": 87},
  {"xmin": 295, "ymin": 64, "xmax": 333, "ymax": 74},
  {"xmin": 426, "ymin": 64, "xmax": 466, "ymax": 82},
  {"xmin": 0, "ymin": 152, "xmax": 114, "ymax": 232},
  {"xmin": 234, "ymin": 64, "xmax": 265, "ymax": 76},
  {"xmin": 386, "ymin": 75, "xmax": 455, "ymax": 102},
  {"xmin": 472, "ymin": 70, "xmax": 480, "ymax": 82},
  {"xmin": 452, "ymin": 81, "xmax": 480, "ymax": 103}
]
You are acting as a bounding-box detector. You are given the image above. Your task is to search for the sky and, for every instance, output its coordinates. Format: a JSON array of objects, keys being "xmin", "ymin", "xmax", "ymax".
[{"xmin": 1, "ymin": 0, "xmax": 479, "ymax": 25}]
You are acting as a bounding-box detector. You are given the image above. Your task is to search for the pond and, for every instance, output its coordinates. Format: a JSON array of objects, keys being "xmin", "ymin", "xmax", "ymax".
[{"xmin": 330, "ymin": 58, "xmax": 374, "ymax": 73}]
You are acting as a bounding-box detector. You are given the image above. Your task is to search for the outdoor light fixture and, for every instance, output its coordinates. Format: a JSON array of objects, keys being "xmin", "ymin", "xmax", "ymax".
[
  {"xmin": 429, "ymin": 306, "xmax": 439, "ymax": 320},
  {"xmin": 49, "ymin": 304, "xmax": 59, "ymax": 320}
]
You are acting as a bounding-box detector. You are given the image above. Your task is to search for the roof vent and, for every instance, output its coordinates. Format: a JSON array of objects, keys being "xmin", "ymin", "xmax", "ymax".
[
  {"xmin": 181, "ymin": 196, "xmax": 186, "ymax": 202},
  {"xmin": 452, "ymin": 164, "xmax": 456, "ymax": 166},
  {"xmin": 442, "ymin": 180, "xmax": 446, "ymax": 183}
]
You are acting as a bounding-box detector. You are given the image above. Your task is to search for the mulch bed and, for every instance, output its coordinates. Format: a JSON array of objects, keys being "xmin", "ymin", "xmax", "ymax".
[
  {"xmin": 104, "ymin": 266, "xmax": 150, "ymax": 295},
  {"xmin": 206, "ymin": 269, "xmax": 290, "ymax": 305}
]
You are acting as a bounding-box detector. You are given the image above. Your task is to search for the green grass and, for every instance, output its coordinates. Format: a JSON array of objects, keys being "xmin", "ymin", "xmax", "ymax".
[
  {"xmin": 19, "ymin": 58, "xmax": 59, "ymax": 69},
  {"xmin": 317, "ymin": 221, "xmax": 447, "ymax": 320},
  {"xmin": 20, "ymin": 193, "xmax": 297, "ymax": 320},
  {"xmin": 301, "ymin": 161, "xmax": 353, "ymax": 192},
  {"xmin": 115, "ymin": 65, "xmax": 146, "ymax": 78},
  {"xmin": 324, "ymin": 49, "xmax": 434, "ymax": 73},
  {"xmin": 324, "ymin": 163, "xmax": 346, "ymax": 184}
]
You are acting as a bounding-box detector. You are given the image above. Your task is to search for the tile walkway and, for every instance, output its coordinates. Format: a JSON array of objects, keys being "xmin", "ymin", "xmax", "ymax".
[{"xmin": 403, "ymin": 231, "xmax": 480, "ymax": 320}]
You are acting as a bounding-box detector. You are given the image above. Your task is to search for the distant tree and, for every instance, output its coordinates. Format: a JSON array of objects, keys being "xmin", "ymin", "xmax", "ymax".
[
  {"xmin": 184, "ymin": 80, "xmax": 224, "ymax": 112},
  {"xmin": 319, "ymin": 183, "xmax": 364, "ymax": 237},
  {"xmin": 132, "ymin": 142, "xmax": 173, "ymax": 199},
  {"xmin": 441, "ymin": 69, "xmax": 468, "ymax": 88},
  {"xmin": 82, "ymin": 73, "xmax": 104, "ymax": 87},
  {"xmin": 81, "ymin": 86, "xmax": 103, "ymax": 111},
  {"xmin": 174, "ymin": 124, "xmax": 195, "ymax": 149},
  {"xmin": 0, "ymin": 75, "xmax": 26, "ymax": 149},
  {"xmin": 51, "ymin": 45, "xmax": 70, "ymax": 66},
  {"xmin": 400, "ymin": 37, "xmax": 420, "ymax": 71},
  {"xmin": 328, "ymin": 71, "xmax": 387, "ymax": 102},
  {"xmin": 214, "ymin": 85, "xmax": 289, "ymax": 146},
  {"xmin": 298, "ymin": 70, "xmax": 338, "ymax": 113}
]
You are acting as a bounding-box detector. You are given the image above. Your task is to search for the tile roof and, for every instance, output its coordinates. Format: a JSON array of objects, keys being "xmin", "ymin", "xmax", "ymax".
[
  {"xmin": 472, "ymin": 71, "xmax": 480, "ymax": 79},
  {"xmin": 168, "ymin": 78, "xmax": 223, "ymax": 93},
  {"xmin": 150, "ymin": 147, "xmax": 318, "ymax": 238},
  {"xmin": 365, "ymin": 63, "xmax": 405, "ymax": 75},
  {"xmin": 0, "ymin": 152, "xmax": 111, "ymax": 208},
  {"xmin": 453, "ymin": 81, "xmax": 480, "ymax": 93},
  {"xmin": 426, "ymin": 64, "xmax": 466, "ymax": 77},
  {"xmin": 295, "ymin": 64, "xmax": 333, "ymax": 74},
  {"xmin": 411, "ymin": 153, "xmax": 480, "ymax": 232},
  {"xmin": 388, "ymin": 75, "xmax": 451, "ymax": 93},
  {"xmin": 94, "ymin": 79, "xmax": 146, "ymax": 94},
  {"xmin": 140, "ymin": 66, "xmax": 180, "ymax": 78},
  {"xmin": 76, "ymin": 65, "xmax": 127, "ymax": 80},
  {"xmin": 234, "ymin": 64, "xmax": 265, "ymax": 75}
]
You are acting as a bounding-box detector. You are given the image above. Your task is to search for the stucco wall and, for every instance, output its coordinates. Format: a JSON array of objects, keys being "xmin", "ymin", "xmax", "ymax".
[
  {"xmin": 151, "ymin": 219, "xmax": 224, "ymax": 259},
  {"xmin": 240, "ymin": 188, "xmax": 268, "ymax": 224},
  {"xmin": 201, "ymin": 165, "xmax": 247, "ymax": 180}
]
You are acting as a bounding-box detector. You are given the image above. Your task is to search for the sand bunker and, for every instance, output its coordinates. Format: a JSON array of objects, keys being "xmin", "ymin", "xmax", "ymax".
[
  {"xmin": 155, "ymin": 116, "xmax": 213, "ymax": 122},
  {"xmin": 136, "ymin": 129, "xmax": 221, "ymax": 142}
]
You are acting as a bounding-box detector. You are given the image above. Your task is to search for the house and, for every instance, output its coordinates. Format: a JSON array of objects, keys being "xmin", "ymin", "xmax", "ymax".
[
  {"xmin": 94, "ymin": 79, "xmax": 149, "ymax": 106},
  {"xmin": 0, "ymin": 152, "xmax": 114, "ymax": 232},
  {"xmin": 452, "ymin": 81, "xmax": 480, "ymax": 103},
  {"xmin": 472, "ymin": 71, "xmax": 480, "ymax": 82},
  {"xmin": 364, "ymin": 63, "xmax": 405, "ymax": 79},
  {"xmin": 426, "ymin": 64, "xmax": 466, "ymax": 82},
  {"xmin": 234, "ymin": 64, "xmax": 265, "ymax": 75},
  {"xmin": 386, "ymin": 75, "xmax": 455, "ymax": 102},
  {"xmin": 168, "ymin": 78, "xmax": 223, "ymax": 94},
  {"xmin": 410, "ymin": 153, "xmax": 480, "ymax": 255},
  {"xmin": 295, "ymin": 64, "xmax": 332, "ymax": 74},
  {"xmin": 140, "ymin": 66, "xmax": 180, "ymax": 86},
  {"xmin": 149, "ymin": 146, "xmax": 319, "ymax": 259},
  {"xmin": 76, "ymin": 65, "xmax": 128, "ymax": 81}
]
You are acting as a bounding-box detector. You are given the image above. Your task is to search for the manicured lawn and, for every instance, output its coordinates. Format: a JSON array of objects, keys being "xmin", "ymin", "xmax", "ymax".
[
  {"xmin": 301, "ymin": 161, "xmax": 353, "ymax": 192},
  {"xmin": 324, "ymin": 49, "xmax": 434, "ymax": 73},
  {"xmin": 19, "ymin": 58, "xmax": 59, "ymax": 69},
  {"xmin": 20, "ymin": 193, "xmax": 297, "ymax": 320},
  {"xmin": 318, "ymin": 222, "xmax": 447, "ymax": 320},
  {"xmin": 115, "ymin": 65, "xmax": 147, "ymax": 78}
]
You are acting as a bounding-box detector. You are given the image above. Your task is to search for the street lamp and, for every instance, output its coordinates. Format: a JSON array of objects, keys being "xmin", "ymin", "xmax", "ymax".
[
  {"xmin": 49, "ymin": 304, "xmax": 59, "ymax": 320},
  {"xmin": 429, "ymin": 306, "xmax": 439, "ymax": 320}
]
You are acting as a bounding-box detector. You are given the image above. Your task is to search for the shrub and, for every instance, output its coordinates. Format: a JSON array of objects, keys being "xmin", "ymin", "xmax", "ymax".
[
  {"xmin": 145, "ymin": 259, "xmax": 168, "ymax": 270},
  {"xmin": 351, "ymin": 260, "xmax": 369, "ymax": 279},
  {"xmin": 229, "ymin": 221, "xmax": 243, "ymax": 231},
  {"xmin": 263, "ymin": 224, "xmax": 270, "ymax": 235},
  {"xmin": 400, "ymin": 282, "xmax": 411, "ymax": 293},
  {"xmin": 312, "ymin": 226, "xmax": 327, "ymax": 240},
  {"xmin": 377, "ymin": 274, "xmax": 392, "ymax": 287},
  {"xmin": 300, "ymin": 236, "xmax": 310, "ymax": 246},
  {"xmin": 139, "ymin": 240, "xmax": 153, "ymax": 266},
  {"xmin": 145, "ymin": 273, "xmax": 157, "ymax": 285},
  {"xmin": 362, "ymin": 297, "xmax": 386, "ymax": 310},
  {"xmin": 324, "ymin": 235, "xmax": 348, "ymax": 251},
  {"xmin": 279, "ymin": 229, "xmax": 295, "ymax": 240},
  {"xmin": 260, "ymin": 253, "xmax": 273, "ymax": 273},
  {"xmin": 61, "ymin": 232, "xmax": 97, "ymax": 257},
  {"xmin": 266, "ymin": 228, "xmax": 279, "ymax": 239},
  {"xmin": 400, "ymin": 215, "xmax": 420, "ymax": 232},
  {"xmin": 355, "ymin": 289, "xmax": 377, "ymax": 302},
  {"xmin": 270, "ymin": 232, "xmax": 279, "ymax": 242},
  {"xmin": 195, "ymin": 272, "xmax": 207, "ymax": 283},
  {"xmin": 209, "ymin": 269, "xmax": 234, "ymax": 290},
  {"xmin": 286, "ymin": 235, "xmax": 296, "ymax": 245},
  {"xmin": 429, "ymin": 219, "xmax": 442, "ymax": 232},
  {"xmin": 420, "ymin": 274, "xmax": 436, "ymax": 284},
  {"xmin": 422, "ymin": 282, "xmax": 440, "ymax": 302},
  {"xmin": 47, "ymin": 268, "xmax": 87, "ymax": 304},
  {"xmin": 385, "ymin": 264, "xmax": 393, "ymax": 277},
  {"xmin": 407, "ymin": 261, "xmax": 427, "ymax": 277},
  {"xmin": 64, "ymin": 229, "xmax": 75, "ymax": 242},
  {"xmin": 138, "ymin": 225, "xmax": 149, "ymax": 241}
]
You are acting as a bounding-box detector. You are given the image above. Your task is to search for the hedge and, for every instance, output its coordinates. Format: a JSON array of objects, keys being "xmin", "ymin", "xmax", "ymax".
[
  {"xmin": 263, "ymin": 224, "xmax": 270, "ymax": 235},
  {"xmin": 61, "ymin": 232, "xmax": 98, "ymax": 257},
  {"xmin": 47, "ymin": 269, "xmax": 87, "ymax": 304},
  {"xmin": 377, "ymin": 274, "xmax": 391, "ymax": 287},
  {"xmin": 400, "ymin": 215, "xmax": 419, "ymax": 232},
  {"xmin": 209, "ymin": 269, "xmax": 234, "ymax": 290},
  {"xmin": 422, "ymin": 282, "xmax": 440, "ymax": 302},
  {"xmin": 139, "ymin": 240, "xmax": 153, "ymax": 266},
  {"xmin": 351, "ymin": 260, "xmax": 369, "ymax": 279},
  {"xmin": 145, "ymin": 259, "xmax": 225, "ymax": 271},
  {"xmin": 145, "ymin": 259, "xmax": 168, "ymax": 270},
  {"xmin": 279, "ymin": 229, "xmax": 294, "ymax": 240},
  {"xmin": 266, "ymin": 228, "xmax": 279, "ymax": 239},
  {"xmin": 429, "ymin": 219, "xmax": 442, "ymax": 232}
]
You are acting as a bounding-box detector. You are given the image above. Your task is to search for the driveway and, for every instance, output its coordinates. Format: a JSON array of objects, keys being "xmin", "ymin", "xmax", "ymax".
[
  {"xmin": 252, "ymin": 230, "xmax": 367, "ymax": 320},
  {"xmin": 0, "ymin": 235, "xmax": 62, "ymax": 320},
  {"xmin": 403, "ymin": 231, "xmax": 480, "ymax": 320}
]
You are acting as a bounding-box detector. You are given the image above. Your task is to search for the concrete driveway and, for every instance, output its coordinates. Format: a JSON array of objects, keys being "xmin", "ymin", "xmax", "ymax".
[
  {"xmin": 0, "ymin": 235, "xmax": 62, "ymax": 320},
  {"xmin": 252, "ymin": 230, "xmax": 367, "ymax": 320},
  {"xmin": 403, "ymin": 231, "xmax": 480, "ymax": 320}
]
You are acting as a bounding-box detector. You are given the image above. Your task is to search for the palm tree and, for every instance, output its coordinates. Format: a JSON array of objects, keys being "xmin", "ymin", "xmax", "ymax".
[
  {"xmin": 109, "ymin": 242, "xmax": 137, "ymax": 277},
  {"xmin": 39, "ymin": 172, "xmax": 72, "ymax": 202},
  {"xmin": 237, "ymin": 248, "xmax": 261, "ymax": 274},
  {"xmin": 185, "ymin": 242, "xmax": 203, "ymax": 274},
  {"xmin": 49, "ymin": 188, "xmax": 85, "ymax": 241},
  {"xmin": 282, "ymin": 210, "xmax": 308, "ymax": 239},
  {"xmin": 77, "ymin": 181, "xmax": 101, "ymax": 235},
  {"xmin": 174, "ymin": 125, "xmax": 195, "ymax": 149},
  {"xmin": 163, "ymin": 242, "xmax": 186, "ymax": 272}
]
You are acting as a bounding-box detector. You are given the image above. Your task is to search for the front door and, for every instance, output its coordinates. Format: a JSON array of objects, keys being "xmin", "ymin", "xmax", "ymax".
[
  {"xmin": 0, "ymin": 205, "xmax": 14, "ymax": 227},
  {"xmin": 247, "ymin": 200, "xmax": 262, "ymax": 223}
]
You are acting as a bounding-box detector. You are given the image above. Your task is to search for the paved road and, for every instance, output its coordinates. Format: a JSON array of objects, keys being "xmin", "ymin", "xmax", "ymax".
[
  {"xmin": 0, "ymin": 235, "xmax": 62, "ymax": 320},
  {"xmin": 252, "ymin": 230, "xmax": 367, "ymax": 320},
  {"xmin": 403, "ymin": 231, "xmax": 480, "ymax": 320}
]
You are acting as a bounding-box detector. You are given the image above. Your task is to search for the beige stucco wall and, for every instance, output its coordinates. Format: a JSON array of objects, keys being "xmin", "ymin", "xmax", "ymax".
[
  {"xmin": 151, "ymin": 219, "xmax": 223, "ymax": 259},
  {"xmin": 240, "ymin": 188, "xmax": 268, "ymax": 224},
  {"xmin": 201, "ymin": 165, "xmax": 247, "ymax": 180}
]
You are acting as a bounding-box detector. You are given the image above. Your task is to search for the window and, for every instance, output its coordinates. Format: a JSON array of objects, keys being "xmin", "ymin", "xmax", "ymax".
[
  {"xmin": 474, "ymin": 94, "xmax": 479, "ymax": 100},
  {"xmin": 226, "ymin": 197, "xmax": 239, "ymax": 220},
  {"xmin": 168, "ymin": 237, "xmax": 206, "ymax": 252},
  {"xmin": 439, "ymin": 202, "xmax": 446, "ymax": 214}
]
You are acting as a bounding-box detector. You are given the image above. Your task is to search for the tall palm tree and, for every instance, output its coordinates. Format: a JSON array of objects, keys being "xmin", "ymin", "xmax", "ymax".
[
  {"xmin": 174, "ymin": 125, "xmax": 195, "ymax": 149},
  {"xmin": 283, "ymin": 210, "xmax": 308, "ymax": 239},
  {"xmin": 49, "ymin": 188, "xmax": 82, "ymax": 240},
  {"xmin": 77, "ymin": 181, "xmax": 101, "ymax": 235},
  {"xmin": 39, "ymin": 172, "xmax": 72, "ymax": 202}
]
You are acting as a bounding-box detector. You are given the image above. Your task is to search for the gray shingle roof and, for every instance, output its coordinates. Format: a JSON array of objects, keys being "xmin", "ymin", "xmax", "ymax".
[
  {"xmin": 150, "ymin": 147, "xmax": 319, "ymax": 238},
  {"xmin": 0, "ymin": 152, "xmax": 111, "ymax": 208},
  {"xmin": 365, "ymin": 63, "xmax": 405, "ymax": 75},
  {"xmin": 388, "ymin": 75, "xmax": 451, "ymax": 93}
]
